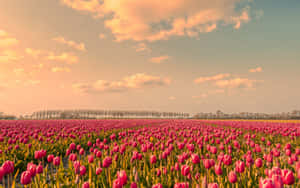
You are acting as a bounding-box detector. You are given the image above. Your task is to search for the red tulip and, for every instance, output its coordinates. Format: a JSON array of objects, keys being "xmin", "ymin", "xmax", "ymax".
[
  {"xmin": 80, "ymin": 165, "xmax": 87, "ymax": 176},
  {"xmin": 21, "ymin": 171, "xmax": 32, "ymax": 185},
  {"xmin": 131, "ymin": 182, "xmax": 138, "ymax": 188},
  {"xmin": 255, "ymin": 158, "xmax": 263, "ymax": 168},
  {"xmin": 82, "ymin": 182, "xmax": 90, "ymax": 188},
  {"xmin": 117, "ymin": 170, "xmax": 128, "ymax": 186},
  {"xmin": 281, "ymin": 169, "xmax": 295, "ymax": 185},
  {"xmin": 228, "ymin": 171, "xmax": 237, "ymax": 183},
  {"xmin": 235, "ymin": 161, "xmax": 245, "ymax": 173},
  {"xmin": 47, "ymin": 154, "xmax": 54, "ymax": 163},
  {"xmin": 96, "ymin": 167, "xmax": 102, "ymax": 175},
  {"xmin": 88, "ymin": 155, "xmax": 94, "ymax": 163},
  {"xmin": 36, "ymin": 164, "xmax": 43, "ymax": 174},
  {"xmin": 214, "ymin": 163, "xmax": 222, "ymax": 175},
  {"xmin": 259, "ymin": 178, "xmax": 274, "ymax": 188},
  {"xmin": 208, "ymin": 183, "xmax": 219, "ymax": 188},
  {"xmin": 191, "ymin": 154, "xmax": 200, "ymax": 164},
  {"xmin": 102, "ymin": 156, "xmax": 112, "ymax": 168},
  {"xmin": 150, "ymin": 155, "xmax": 157, "ymax": 164},
  {"xmin": 152, "ymin": 183, "xmax": 163, "ymax": 188},
  {"xmin": 181, "ymin": 165, "xmax": 190, "ymax": 176},
  {"xmin": 53, "ymin": 156, "xmax": 60, "ymax": 166}
]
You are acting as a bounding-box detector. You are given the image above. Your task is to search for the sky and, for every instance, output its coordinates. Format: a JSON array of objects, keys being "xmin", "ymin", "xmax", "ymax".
[{"xmin": 0, "ymin": 0, "xmax": 300, "ymax": 116}]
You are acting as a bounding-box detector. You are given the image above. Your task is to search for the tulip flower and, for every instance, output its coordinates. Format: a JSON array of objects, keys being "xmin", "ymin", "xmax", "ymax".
[{"xmin": 20, "ymin": 171, "xmax": 32, "ymax": 185}]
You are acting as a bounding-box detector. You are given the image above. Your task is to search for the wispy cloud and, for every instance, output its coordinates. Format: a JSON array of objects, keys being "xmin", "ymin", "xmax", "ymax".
[
  {"xmin": 51, "ymin": 66, "xmax": 71, "ymax": 73},
  {"xmin": 73, "ymin": 73, "xmax": 171, "ymax": 93},
  {"xmin": 194, "ymin": 73, "xmax": 231, "ymax": 84},
  {"xmin": 53, "ymin": 36, "xmax": 86, "ymax": 51},
  {"xmin": 0, "ymin": 29, "xmax": 19, "ymax": 48},
  {"xmin": 46, "ymin": 52, "xmax": 78, "ymax": 64},
  {"xmin": 25, "ymin": 48, "xmax": 42, "ymax": 58},
  {"xmin": 135, "ymin": 43, "xmax": 151, "ymax": 53},
  {"xmin": 215, "ymin": 78, "xmax": 260, "ymax": 89},
  {"xmin": 194, "ymin": 72, "xmax": 262, "ymax": 90},
  {"xmin": 149, "ymin": 56, "xmax": 170, "ymax": 64},
  {"xmin": 0, "ymin": 30, "xmax": 7, "ymax": 37},
  {"xmin": 249, "ymin": 67, "xmax": 262, "ymax": 73},
  {"xmin": 0, "ymin": 50, "xmax": 23, "ymax": 63}
]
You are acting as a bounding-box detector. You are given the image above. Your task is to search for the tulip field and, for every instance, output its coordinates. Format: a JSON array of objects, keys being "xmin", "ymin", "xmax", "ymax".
[{"xmin": 0, "ymin": 119, "xmax": 299, "ymax": 188}]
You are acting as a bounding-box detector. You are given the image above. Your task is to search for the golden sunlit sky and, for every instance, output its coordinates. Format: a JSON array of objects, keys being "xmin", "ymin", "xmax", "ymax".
[{"xmin": 0, "ymin": 0, "xmax": 300, "ymax": 115}]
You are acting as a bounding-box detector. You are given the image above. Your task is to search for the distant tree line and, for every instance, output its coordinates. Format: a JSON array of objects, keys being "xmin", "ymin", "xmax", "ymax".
[
  {"xmin": 193, "ymin": 110, "xmax": 300, "ymax": 120},
  {"xmin": 0, "ymin": 112, "xmax": 17, "ymax": 120},
  {"xmin": 28, "ymin": 110, "xmax": 190, "ymax": 119}
]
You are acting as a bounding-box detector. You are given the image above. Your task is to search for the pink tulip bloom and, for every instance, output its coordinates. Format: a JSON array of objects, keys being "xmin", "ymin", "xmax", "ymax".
[
  {"xmin": 228, "ymin": 171, "xmax": 237, "ymax": 183},
  {"xmin": 20, "ymin": 171, "xmax": 32, "ymax": 185}
]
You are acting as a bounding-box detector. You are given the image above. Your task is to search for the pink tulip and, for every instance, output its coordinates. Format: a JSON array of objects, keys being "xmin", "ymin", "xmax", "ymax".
[
  {"xmin": 96, "ymin": 167, "xmax": 102, "ymax": 175},
  {"xmin": 117, "ymin": 170, "xmax": 128, "ymax": 186},
  {"xmin": 152, "ymin": 183, "xmax": 163, "ymax": 188},
  {"xmin": 260, "ymin": 178, "xmax": 276, "ymax": 188},
  {"xmin": 53, "ymin": 156, "xmax": 60, "ymax": 166},
  {"xmin": 36, "ymin": 164, "xmax": 43, "ymax": 174},
  {"xmin": 131, "ymin": 182, "xmax": 138, "ymax": 188},
  {"xmin": 208, "ymin": 183, "xmax": 219, "ymax": 188},
  {"xmin": 82, "ymin": 182, "xmax": 90, "ymax": 188},
  {"xmin": 181, "ymin": 165, "xmax": 190, "ymax": 176},
  {"xmin": 150, "ymin": 155, "xmax": 157, "ymax": 164},
  {"xmin": 20, "ymin": 171, "xmax": 32, "ymax": 185},
  {"xmin": 235, "ymin": 161, "xmax": 245, "ymax": 173},
  {"xmin": 88, "ymin": 155, "xmax": 94, "ymax": 163},
  {"xmin": 281, "ymin": 169, "xmax": 295, "ymax": 185},
  {"xmin": 191, "ymin": 154, "xmax": 200, "ymax": 164},
  {"xmin": 228, "ymin": 171, "xmax": 237, "ymax": 183},
  {"xmin": 80, "ymin": 165, "xmax": 87, "ymax": 176},
  {"xmin": 255, "ymin": 158, "xmax": 263, "ymax": 168},
  {"xmin": 214, "ymin": 163, "xmax": 222, "ymax": 175},
  {"xmin": 102, "ymin": 156, "xmax": 112, "ymax": 168},
  {"xmin": 47, "ymin": 154, "xmax": 54, "ymax": 163},
  {"xmin": 174, "ymin": 182, "xmax": 189, "ymax": 188}
]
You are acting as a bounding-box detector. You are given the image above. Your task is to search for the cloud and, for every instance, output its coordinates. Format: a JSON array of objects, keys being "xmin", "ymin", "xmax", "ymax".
[
  {"xmin": 0, "ymin": 50, "xmax": 23, "ymax": 63},
  {"xmin": 0, "ymin": 30, "xmax": 7, "ymax": 37},
  {"xmin": 194, "ymin": 72, "xmax": 262, "ymax": 90},
  {"xmin": 99, "ymin": 33, "xmax": 106, "ymax": 39},
  {"xmin": 60, "ymin": 0, "xmax": 104, "ymax": 17},
  {"xmin": 51, "ymin": 66, "xmax": 71, "ymax": 73},
  {"xmin": 61, "ymin": 0, "xmax": 254, "ymax": 42},
  {"xmin": 0, "ymin": 29, "xmax": 19, "ymax": 48},
  {"xmin": 135, "ymin": 43, "xmax": 151, "ymax": 53},
  {"xmin": 149, "ymin": 55, "xmax": 170, "ymax": 64},
  {"xmin": 194, "ymin": 73, "xmax": 231, "ymax": 84},
  {"xmin": 0, "ymin": 37, "xmax": 19, "ymax": 48},
  {"xmin": 53, "ymin": 36, "xmax": 86, "ymax": 51},
  {"xmin": 46, "ymin": 52, "xmax": 78, "ymax": 64},
  {"xmin": 249, "ymin": 67, "xmax": 262, "ymax": 73},
  {"xmin": 73, "ymin": 73, "xmax": 171, "ymax": 93},
  {"xmin": 25, "ymin": 48, "xmax": 42, "ymax": 58},
  {"xmin": 214, "ymin": 78, "xmax": 259, "ymax": 89}
]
